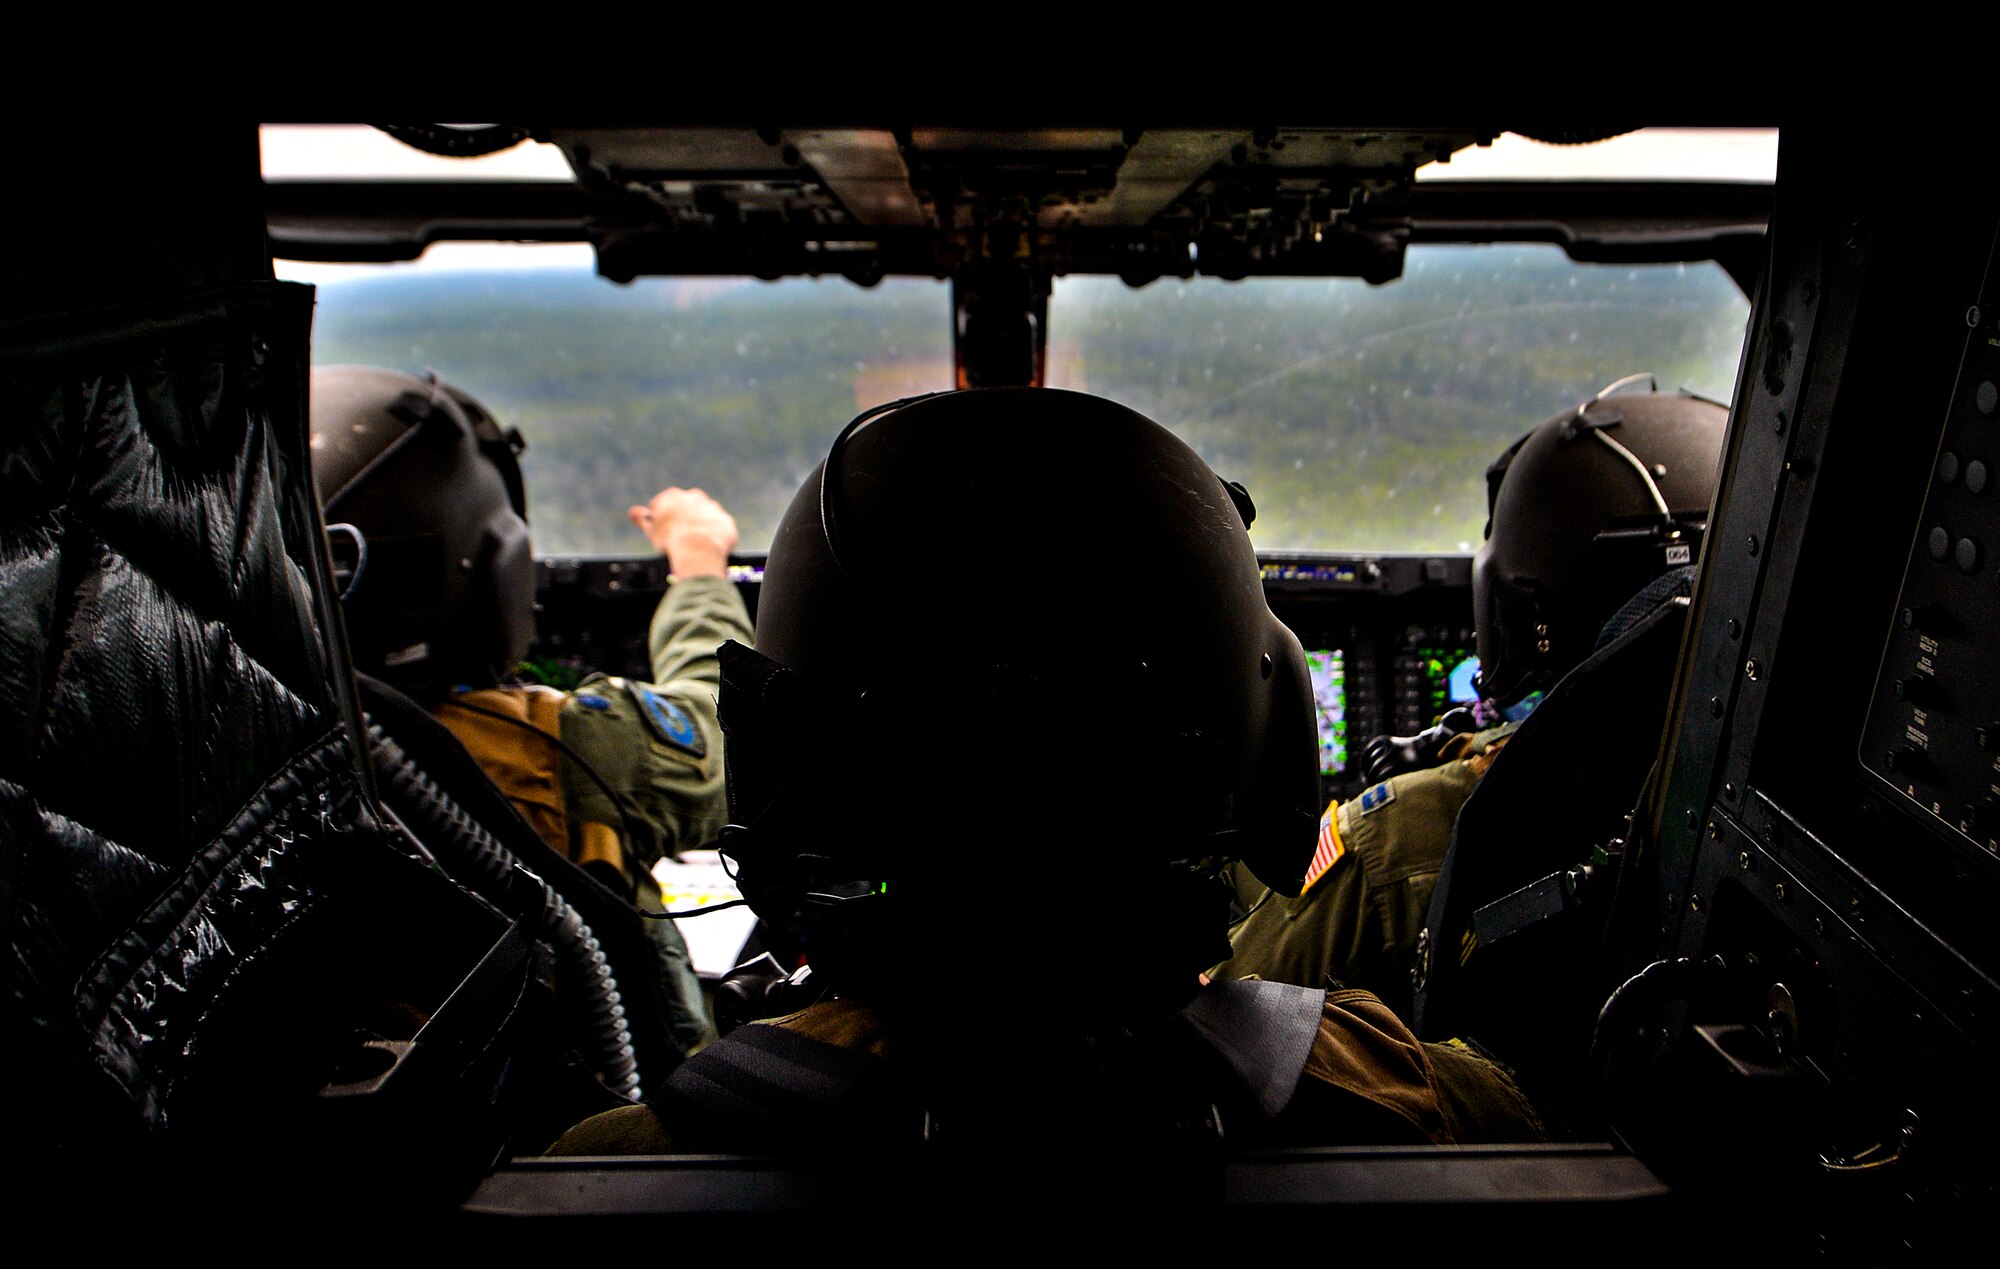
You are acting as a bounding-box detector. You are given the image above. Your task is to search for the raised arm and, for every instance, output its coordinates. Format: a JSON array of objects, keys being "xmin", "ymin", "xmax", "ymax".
[{"xmin": 628, "ymin": 486, "xmax": 753, "ymax": 687}]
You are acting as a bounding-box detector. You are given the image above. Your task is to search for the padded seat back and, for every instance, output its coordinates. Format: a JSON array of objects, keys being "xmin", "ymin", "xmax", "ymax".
[
  {"xmin": 1412, "ymin": 583, "xmax": 1693, "ymax": 1122},
  {"xmin": 1, "ymin": 284, "xmax": 527, "ymax": 1206}
]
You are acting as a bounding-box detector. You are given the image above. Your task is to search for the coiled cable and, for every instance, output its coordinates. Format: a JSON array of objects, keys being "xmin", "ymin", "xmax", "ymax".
[{"xmin": 365, "ymin": 718, "xmax": 643, "ymax": 1102}]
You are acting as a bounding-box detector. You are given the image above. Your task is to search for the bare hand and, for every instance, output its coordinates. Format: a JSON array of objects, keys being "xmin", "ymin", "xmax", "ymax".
[{"xmin": 628, "ymin": 487, "xmax": 738, "ymax": 579}]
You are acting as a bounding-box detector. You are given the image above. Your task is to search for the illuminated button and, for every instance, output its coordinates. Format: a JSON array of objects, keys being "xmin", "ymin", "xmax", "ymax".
[
  {"xmin": 1939, "ymin": 450, "xmax": 1961, "ymax": 483},
  {"xmin": 1957, "ymin": 537, "xmax": 1982, "ymax": 574},
  {"xmin": 1928, "ymin": 526, "xmax": 1952, "ymax": 560},
  {"xmin": 1979, "ymin": 380, "xmax": 1999, "ymax": 415},
  {"xmin": 1968, "ymin": 459, "xmax": 1990, "ymax": 494}
]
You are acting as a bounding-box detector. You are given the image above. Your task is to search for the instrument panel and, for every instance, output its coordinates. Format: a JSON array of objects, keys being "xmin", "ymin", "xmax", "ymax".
[
  {"xmin": 529, "ymin": 551, "xmax": 1482, "ymax": 808},
  {"xmin": 1858, "ymin": 295, "xmax": 2000, "ymax": 871}
]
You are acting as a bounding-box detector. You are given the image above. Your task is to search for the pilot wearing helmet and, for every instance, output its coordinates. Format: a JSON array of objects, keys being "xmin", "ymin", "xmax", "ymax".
[
  {"xmin": 546, "ymin": 387, "xmax": 1547, "ymax": 1165},
  {"xmin": 1209, "ymin": 378, "xmax": 1727, "ymax": 1022},
  {"xmin": 308, "ymin": 364, "xmax": 754, "ymax": 1059}
]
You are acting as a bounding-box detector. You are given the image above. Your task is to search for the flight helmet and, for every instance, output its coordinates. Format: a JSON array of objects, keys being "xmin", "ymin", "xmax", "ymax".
[
  {"xmin": 715, "ymin": 388, "xmax": 1321, "ymax": 1019},
  {"xmin": 308, "ymin": 365, "xmax": 532, "ymax": 697},
  {"xmin": 1472, "ymin": 375, "xmax": 1727, "ymax": 707}
]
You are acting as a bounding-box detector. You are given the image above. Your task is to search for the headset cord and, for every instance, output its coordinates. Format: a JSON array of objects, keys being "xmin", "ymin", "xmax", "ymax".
[{"xmin": 366, "ymin": 719, "xmax": 643, "ymax": 1101}]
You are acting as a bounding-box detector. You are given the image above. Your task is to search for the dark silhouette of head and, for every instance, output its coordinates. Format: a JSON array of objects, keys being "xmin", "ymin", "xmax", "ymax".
[{"xmin": 717, "ymin": 388, "xmax": 1321, "ymax": 1028}]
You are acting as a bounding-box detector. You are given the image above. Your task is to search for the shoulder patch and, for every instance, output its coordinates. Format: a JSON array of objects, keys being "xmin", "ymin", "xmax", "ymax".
[
  {"xmin": 573, "ymin": 693, "xmax": 612, "ymax": 711},
  {"xmin": 1301, "ymin": 800, "xmax": 1347, "ymax": 894},
  {"xmin": 627, "ymin": 680, "xmax": 706, "ymax": 758},
  {"xmin": 1358, "ymin": 781, "xmax": 1396, "ymax": 815}
]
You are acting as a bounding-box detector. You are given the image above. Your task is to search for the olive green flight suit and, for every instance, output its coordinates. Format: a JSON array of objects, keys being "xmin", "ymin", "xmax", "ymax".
[
  {"xmin": 542, "ymin": 988, "xmax": 1545, "ymax": 1154},
  {"xmin": 1211, "ymin": 724, "xmax": 1514, "ymax": 1021},
  {"xmin": 436, "ymin": 573, "xmax": 754, "ymax": 1057}
]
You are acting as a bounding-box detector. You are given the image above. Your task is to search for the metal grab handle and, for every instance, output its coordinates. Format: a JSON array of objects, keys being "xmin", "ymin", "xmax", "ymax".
[{"xmin": 1819, "ymin": 1110, "xmax": 1919, "ymax": 1173}]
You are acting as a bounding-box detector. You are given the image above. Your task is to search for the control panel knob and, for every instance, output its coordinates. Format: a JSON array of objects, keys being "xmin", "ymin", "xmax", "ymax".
[
  {"xmin": 1958, "ymin": 536, "xmax": 1983, "ymax": 575},
  {"xmin": 1885, "ymin": 745, "xmax": 1924, "ymax": 776},
  {"xmin": 1900, "ymin": 602, "xmax": 1945, "ymax": 633},
  {"xmin": 1893, "ymin": 674, "xmax": 1935, "ymax": 705},
  {"xmin": 1978, "ymin": 723, "xmax": 2000, "ymax": 752}
]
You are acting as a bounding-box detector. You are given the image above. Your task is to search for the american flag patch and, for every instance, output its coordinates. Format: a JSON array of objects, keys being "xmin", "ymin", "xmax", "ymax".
[{"xmin": 1301, "ymin": 800, "xmax": 1346, "ymax": 894}]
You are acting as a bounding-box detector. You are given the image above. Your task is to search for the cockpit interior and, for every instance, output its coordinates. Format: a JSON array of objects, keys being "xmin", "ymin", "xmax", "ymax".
[{"xmin": 5, "ymin": 118, "xmax": 1995, "ymax": 1254}]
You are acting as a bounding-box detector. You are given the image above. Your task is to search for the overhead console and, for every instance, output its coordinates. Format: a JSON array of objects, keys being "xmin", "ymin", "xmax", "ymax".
[{"xmin": 529, "ymin": 550, "xmax": 1480, "ymax": 806}]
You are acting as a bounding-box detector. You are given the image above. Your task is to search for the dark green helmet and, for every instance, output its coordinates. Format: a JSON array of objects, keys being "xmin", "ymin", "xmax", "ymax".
[
  {"xmin": 716, "ymin": 388, "xmax": 1320, "ymax": 1017},
  {"xmin": 1472, "ymin": 377, "xmax": 1727, "ymax": 707},
  {"xmin": 309, "ymin": 365, "xmax": 532, "ymax": 697}
]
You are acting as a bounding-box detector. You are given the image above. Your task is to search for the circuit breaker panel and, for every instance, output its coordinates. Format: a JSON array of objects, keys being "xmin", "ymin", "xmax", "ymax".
[{"xmin": 1859, "ymin": 280, "xmax": 2000, "ymax": 870}]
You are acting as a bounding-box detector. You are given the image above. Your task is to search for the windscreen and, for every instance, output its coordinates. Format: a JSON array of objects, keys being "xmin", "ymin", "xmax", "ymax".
[
  {"xmin": 1046, "ymin": 247, "xmax": 1751, "ymax": 551},
  {"xmin": 282, "ymin": 248, "xmax": 954, "ymax": 555},
  {"xmin": 282, "ymin": 244, "xmax": 1748, "ymax": 556}
]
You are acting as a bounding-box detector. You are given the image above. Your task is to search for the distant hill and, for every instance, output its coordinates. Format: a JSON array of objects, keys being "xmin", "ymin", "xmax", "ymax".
[{"xmin": 304, "ymin": 249, "xmax": 1749, "ymax": 555}]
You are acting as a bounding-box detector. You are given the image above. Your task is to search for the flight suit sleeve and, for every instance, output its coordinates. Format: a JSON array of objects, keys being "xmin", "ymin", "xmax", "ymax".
[
  {"xmin": 648, "ymin": 572, "xmax": 754, "ymax": 692},
  {"xmin": 559, "ymin": 574, "xmax": 754, "ymax": 873},
  {"xmin": 1212, "ymin": 815, "xmax": 1375, "ymax": 993},
  {"xmin": 1340, "ymin": 763, "xmax": 1481, "ymax": 1016},
  {"xmin": 1293, "ymin": 988, "xmax": 1547, "ymax": 1144},
  {"xmin": 559, "ymin": 576, "xmax": 751, "ymax": 1059},
  {"xmin": 1209, "ymin": 760, "xmax": 1483, "ymax": 1018}
]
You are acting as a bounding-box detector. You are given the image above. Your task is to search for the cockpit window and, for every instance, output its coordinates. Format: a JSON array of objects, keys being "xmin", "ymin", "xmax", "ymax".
[
  {"xmin": 282, "ymin": 242, "xmax": 1748, "ymax": 556},
  {"xmin": 1046, "ymin": 247, "xmax": 1751, "ymax": 552},
  {"xmin": 1412, "ymin": 128, "xmax": 1778, "ymax": 182},
  {"xmin": 281, "ymin": 246, "xmax": 953, "ymax": 554}
]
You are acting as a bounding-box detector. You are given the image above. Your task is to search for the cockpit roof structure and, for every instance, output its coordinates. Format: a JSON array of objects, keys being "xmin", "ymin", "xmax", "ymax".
[{"xmin": 263, "ymin": 125, "xmax": 1772, "ymax": 292}]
